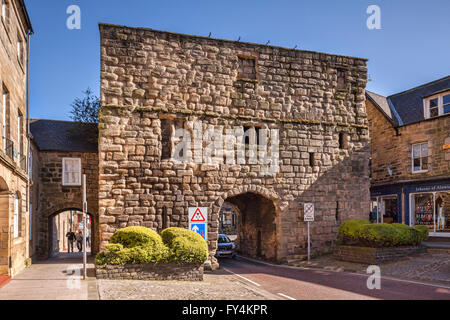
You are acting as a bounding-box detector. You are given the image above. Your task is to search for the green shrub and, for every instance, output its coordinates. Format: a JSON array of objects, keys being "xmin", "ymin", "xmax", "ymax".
[
  {"xmin": 338, "ymin": 219, "xmax": 371, "ymax": 243},
  {"xmin": 110, "ymin": 226, "xmax": 164, "ymax": 248},
  {"xmin": 414, "ymin": 225, "xmax": 429, "ymax": 242},
  {"xmin": 95, "ymin": 226, "xmax": 208, "ymax": 267},
  {"xmin": 338, "ymin": 219, "xmax": 429, "ymax": 248},
  {"xmin": 105, "ymin": 243, "xmax": 123, "ymax": 253},
  {"xmin": 161, "ymin": 227, "xmax": 209, "ymax": 264},
  {"xmin": 168, "ymin": 235, "xmax": 209, "ymax": 264}
]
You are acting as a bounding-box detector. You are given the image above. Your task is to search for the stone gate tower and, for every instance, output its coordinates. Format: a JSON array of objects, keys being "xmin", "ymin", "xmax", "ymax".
[{"xmin": 98, "ymin": 23, "xmax": 370, "ymax": 268}]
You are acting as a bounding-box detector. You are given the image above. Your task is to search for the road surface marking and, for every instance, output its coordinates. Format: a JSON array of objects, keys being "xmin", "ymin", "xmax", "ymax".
[
  {"xmin": 223, "ymin": 267, "xmax": 261, "ymax": 287},
  {"xmin": 277, "ymin": 293, "xmax": 296, "ymax": 300},
  {"xmin": 236, "ymin": 255, "xmax": 450, "ymax": 290}
]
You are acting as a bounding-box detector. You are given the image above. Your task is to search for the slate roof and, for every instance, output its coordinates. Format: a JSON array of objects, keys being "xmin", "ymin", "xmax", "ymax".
[
  {"xmin": 367, "ymin": 75, "xmax": 450, "ymax": 127},
  {"xmin": 30, "ymin": 119, "xmax": 98, "ymax": 152}
]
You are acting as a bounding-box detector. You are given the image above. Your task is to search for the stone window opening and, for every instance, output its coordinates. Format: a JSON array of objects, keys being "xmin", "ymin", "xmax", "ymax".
[
  {"xmin": 339, "ymin": 132, "xmax": 348, "ymax": 149},
  {"xmin": 161, "ymin": 119, "xmax": 186, "ymax": 161},
  {"xmin": 160, "ymin": 119, "xmax": 172, "ymax": 161},
  {"xmin": 238, "ymin": 56, "xmax": 257, "ymax": 80},
  {"xmin": 309, "ymin": 153, "xmax": 315, "ymax": 167},
  {"xmin": 337, "ymin": 69, "xmax": 346, "ymax": 90},
  {"xmin": 162, "ymin": 207, "xmax": 168, "ymax": 230},
  {"xmin": 335, "ymin": 201, "xmax": 340, "ymax": 222}
]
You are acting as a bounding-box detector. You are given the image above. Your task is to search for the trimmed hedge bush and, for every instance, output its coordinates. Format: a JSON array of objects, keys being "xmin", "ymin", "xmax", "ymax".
[
  {"xmin": 161, "ymin": 227, "xmax": 209, "ymax": 264},
  {"xmin": 96, "ymin": 226, "xmax": 208, "ymax": 267},
  {"xmin": 110, "ymin": 226, "xmax": 163, "ymax": 248},
  {"xmin": 338, "ymin": 219, "xmax": 429, "ymax": 248}
]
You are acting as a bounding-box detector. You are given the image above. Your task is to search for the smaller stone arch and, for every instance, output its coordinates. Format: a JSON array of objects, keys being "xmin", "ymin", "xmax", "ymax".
[{"xmin": 42, "ymin": 206, "xmax": 98, "ymax": 257}]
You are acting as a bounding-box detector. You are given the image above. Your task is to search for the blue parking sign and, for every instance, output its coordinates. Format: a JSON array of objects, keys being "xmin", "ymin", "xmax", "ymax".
[{"xmin": 190, "ymin": 223, "xmax": 206, "ymax": 240}]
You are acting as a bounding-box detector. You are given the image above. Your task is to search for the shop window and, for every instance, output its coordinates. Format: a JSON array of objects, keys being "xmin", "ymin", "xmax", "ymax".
[
  {"xmin": 62, "ymin": 158, "xmax": 81, "ymax": 186},
  {"xmin": 436, "ymin": 193, "xmax": 450, "ymax": 233},
  {"xmin": 412, "ymin": 143, "xmax": 428, "ymax": 173},
  {"xmin": 413, "ymin": 194, "xmax": 434, "ymax": 232},
  {"xmin": 238, "ymin": 56, "xmax": 256, "ymax": 80}
]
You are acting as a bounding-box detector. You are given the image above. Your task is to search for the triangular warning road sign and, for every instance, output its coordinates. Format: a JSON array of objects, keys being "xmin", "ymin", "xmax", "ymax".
[{"xmin": 190, "ymin": 208, "xmax": 206, "ymax": 222}]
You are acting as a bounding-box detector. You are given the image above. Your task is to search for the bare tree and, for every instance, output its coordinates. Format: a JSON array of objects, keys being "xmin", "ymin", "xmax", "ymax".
[{"xmin": 70, "ymin": 87, "xmax": 100, "ymax": 124}]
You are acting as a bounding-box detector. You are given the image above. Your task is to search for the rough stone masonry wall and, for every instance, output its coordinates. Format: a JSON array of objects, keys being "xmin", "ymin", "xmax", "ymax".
[
  {"xmin": 98, "ymin": 23, "xmax": 370, "ymax": 265},
  {"xmin": 96, "ymin": 263, "xmax": 204, "ymax": 281}
]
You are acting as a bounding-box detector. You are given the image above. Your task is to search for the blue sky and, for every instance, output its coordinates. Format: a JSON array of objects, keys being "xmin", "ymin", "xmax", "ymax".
[{"xmin": 25, "ymin": 0, "xmax": 450, "ymax": 121}]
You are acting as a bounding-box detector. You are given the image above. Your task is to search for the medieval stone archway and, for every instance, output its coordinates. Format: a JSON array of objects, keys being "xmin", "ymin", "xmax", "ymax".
[
  {"xmin": 210, "ymin": 186, "xmax": 281, "ymax": 264},
  {"xmin": 47, "ymin": 208, "xmax": 95, "ymax": 257},
  {"xmin": 39, "ymin": 203, "xmax": 98, "ymax": 258}
]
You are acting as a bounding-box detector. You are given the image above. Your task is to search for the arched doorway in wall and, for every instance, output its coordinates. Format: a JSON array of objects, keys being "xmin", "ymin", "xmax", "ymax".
[
  {"xmin": 218, "ymin": 192, "xmax": 278, "ymax": 262},
  {"xmin": 0, "ymin": 177, "xmax": 10, "ymax": 274},
  {"xmin": 47, "ymin": 209, "xmax": 94, "ymax": 257}
]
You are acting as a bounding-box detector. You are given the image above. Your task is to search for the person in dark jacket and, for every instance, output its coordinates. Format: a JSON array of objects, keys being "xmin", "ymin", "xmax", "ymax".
[{"xmin": 66, "ymin": 231, "xmax": 76, "ymax": 253}]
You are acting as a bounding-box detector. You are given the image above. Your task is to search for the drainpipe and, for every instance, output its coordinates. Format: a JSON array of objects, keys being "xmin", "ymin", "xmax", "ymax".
[{"xmin": 25, "ymin": 29, "xmax": 32, "ymax": 260}]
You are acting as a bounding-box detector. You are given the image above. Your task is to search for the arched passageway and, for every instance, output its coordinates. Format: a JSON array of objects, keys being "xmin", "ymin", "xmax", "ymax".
[
  {"xmin": 47, "ymin": 209, "xmax": 94, "ymax": 257},
  {"xmin": 220, "ymin": 192, "xmax": 278, "ymax": 261}
]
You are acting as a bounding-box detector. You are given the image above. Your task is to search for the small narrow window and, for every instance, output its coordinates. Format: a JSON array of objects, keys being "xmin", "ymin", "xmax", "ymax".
[
  {"xmin": 335, "ymin": 201, "xmax": 340, "ymax": 222},
  {"xmin": 337, "ymin": 69, "xmax": 346, "ymax": 90},
  {"xmin": 339, "ymin": 132, "xmax": 348, "ymax": 149},
  {"xmin": 161, "ymin": 119, "xmax": 172, "ymax": 160},
  {"xmin": 162, "ymin": 207, "xmax": 168, "ymax": 230},
  {"xmin": 238, "ymin": 56, "xmax": 256, "ymax": 80},
  {"xmin": 62, "ymin": 158, "xmax": 82, "ymax": 186},
  {"xmin": 309, "ymin": 153, "xmax": 315, "ymax": 167}
]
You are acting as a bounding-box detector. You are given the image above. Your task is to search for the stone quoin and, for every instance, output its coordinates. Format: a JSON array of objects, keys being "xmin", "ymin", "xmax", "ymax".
[{"xmin": 98, "ymin": 23, "xmax": 370, "ymax": 268}]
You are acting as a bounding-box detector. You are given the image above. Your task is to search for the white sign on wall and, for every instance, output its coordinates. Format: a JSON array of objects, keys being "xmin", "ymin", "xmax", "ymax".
[{"xmin": 304, "ymin": 203, "xmax": 315, "ymax": 222}]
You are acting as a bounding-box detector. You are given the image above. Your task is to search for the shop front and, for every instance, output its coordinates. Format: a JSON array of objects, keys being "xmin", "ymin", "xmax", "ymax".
[
  {"xmin": 370, "ymin": 185, "xmax": 402, "ymax": 224},
  {"xmin": 405, "ymin": 179, "xmax": 450, "ymax": 237}
]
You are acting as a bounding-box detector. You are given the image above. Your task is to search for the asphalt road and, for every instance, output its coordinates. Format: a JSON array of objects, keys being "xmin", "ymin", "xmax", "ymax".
[{"xmin": 219, "ymin": 256, "xmax": 450, "ymax": 300}]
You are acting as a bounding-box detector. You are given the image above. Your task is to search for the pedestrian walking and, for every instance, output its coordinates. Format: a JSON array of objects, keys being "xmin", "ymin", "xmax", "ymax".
[
  {"xmin": 86, "ymin": 228, "xmax": 90, "ymax": 249},
  {"xmin": 65, "ymin": 231, "xmax": 76, "ymax": 253},
  {"xmin": 76, "ymin": 231, "xmax": 83, "ymax": 252}
]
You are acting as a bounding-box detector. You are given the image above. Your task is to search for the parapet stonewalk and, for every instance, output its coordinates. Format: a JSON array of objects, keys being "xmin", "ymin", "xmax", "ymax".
[{"xmin": 98, "ymin": 23, "xmax": 371, "ymax": 266}]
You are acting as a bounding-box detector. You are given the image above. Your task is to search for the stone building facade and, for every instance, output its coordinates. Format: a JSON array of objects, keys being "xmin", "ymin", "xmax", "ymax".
[
  {"xmin": 366, "ymin": 76, "xmax": 450, "ymax": 236},
  {"xmin": 98, "ymin": 23, "xmax": 370, "ymax": 266},
  {"xmin": 29, "ymin": 120, "xmax": 99, "ymax": 258},
  {"xmin": 0, "ymin": 0, "xmax": 32, "ymax": 277}
]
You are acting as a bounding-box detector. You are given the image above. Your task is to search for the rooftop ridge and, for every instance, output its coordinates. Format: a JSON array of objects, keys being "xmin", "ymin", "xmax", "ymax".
[{"xmin": 387, "ymin": 75, "xmax": 450, "ymax": 99}]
